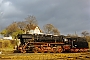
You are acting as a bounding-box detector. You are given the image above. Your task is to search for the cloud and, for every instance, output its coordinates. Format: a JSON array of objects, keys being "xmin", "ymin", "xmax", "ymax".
[
  {"xmin": 0, "ymin": 0, "xmax": 24, "ymax": 28},
  {"xmin": 0, "ymin": 0, "xmax": 90, "ymax": 35},
  {"xmin": 1, "ymin": 1, "xmax": 23, "ymax": 18},
  {"xmin": 0, "ymin": 0, "xmax": 3, "ymax": 4}
]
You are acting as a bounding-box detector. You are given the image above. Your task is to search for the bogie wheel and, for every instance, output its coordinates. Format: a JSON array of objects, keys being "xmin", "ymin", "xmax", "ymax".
[
  {"xmin": 22, "ymin": 50, "xmax": 26, "ymax": 53},
  {"xmin": 22, "ymin": 46, "xmax": 27, "ymax": 53},
  {"xmin": 20, "ymin": 48, "xmax": 26, "ymax": 53},
  {"xmin": 33, "ymin": 48, "xmax": 38, "ymax": 53}
]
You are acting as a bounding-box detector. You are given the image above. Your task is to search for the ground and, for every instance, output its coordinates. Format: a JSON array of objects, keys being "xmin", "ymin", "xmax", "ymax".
[{"xmin": 0, "ymin": 52, "xmax": 90, "ymax": 60}]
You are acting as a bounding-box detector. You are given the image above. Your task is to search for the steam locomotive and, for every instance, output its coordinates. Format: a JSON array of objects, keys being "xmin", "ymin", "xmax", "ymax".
[{"xmin": 16, "ymin": 34, "xmax": 89, "ymax": 53}]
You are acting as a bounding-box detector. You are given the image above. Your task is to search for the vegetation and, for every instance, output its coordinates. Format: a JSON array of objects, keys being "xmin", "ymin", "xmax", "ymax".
[
  {"xmin": 81, "ymin": 31, "xmax": 90, "ymax": 37},
  {"xmin": 0, "ymin": 15, "xmax": 60, "ymax": 39},
  {"xmin": 0, "ymin": 15, "xmax": 38, "ymax": 39},
  {"xmin": 67, "ymin": 31, "xmax": 90, "ymax": 42},
  {"xmin": 81, "ymin": 31, "xmax": 90, "ymax": 42},
  {"xmin": 0, "ymin": 15, "xmax": 90, "ymax": 42},
  {"xmin": 0, "ymin": 40, "xmax": 18, "ymax": 52},
  {"xmin": 43, "ymin": 24, "xmax": 60, "ymax": 35}
]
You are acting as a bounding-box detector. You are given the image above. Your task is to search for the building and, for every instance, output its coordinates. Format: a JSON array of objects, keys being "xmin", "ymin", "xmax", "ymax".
[
  {"xmin": 3, "ymin": 36, "xmax": 12, "ymax": 40},
  {"xmin": 26, "ymin": 26, "xmax": 43, "ymax": 34}
]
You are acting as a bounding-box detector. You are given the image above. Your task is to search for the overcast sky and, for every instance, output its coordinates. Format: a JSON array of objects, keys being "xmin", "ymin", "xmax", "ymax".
[{"xmin": 0, "ymin": 0, "xmax": 90, "ymax": 35}]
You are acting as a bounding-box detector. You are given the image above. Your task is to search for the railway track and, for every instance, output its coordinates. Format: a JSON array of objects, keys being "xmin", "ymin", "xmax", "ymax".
[{"xmin": 0, "ymin": 52, "xmax": 90, "ymax": 60}]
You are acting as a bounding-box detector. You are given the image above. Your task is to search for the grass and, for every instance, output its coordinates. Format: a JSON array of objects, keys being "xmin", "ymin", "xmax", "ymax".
[
  {"xmin": 0, "ymin": 53, "xmax": 83, "ymax": 60},
  {"xmin": 0, "ymin": 39, "xmax": 18, "ymax": 53},
  {"xmin": 88, "ymin": 42, "xmax": 90, "ymax": 49},
  {"xmin": 1, "ymin": 53, "xmax": 90, "ymax": 60}
]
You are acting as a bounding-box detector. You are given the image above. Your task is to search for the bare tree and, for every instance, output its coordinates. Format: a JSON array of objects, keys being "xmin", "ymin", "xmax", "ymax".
[
  {"xmin": 52, "ymin": 28, "xmax": 60, "ymax": 35},
  {"xmin": 17, "ymin": 21, "xmax": 26, "ymax": 30},
  {"xmin": 43, "ymin": 24, "xmax": 60, "ymax": 35},
  {"xmin": 67, "ymin": 34, "xmax": 78, "ymax": 37},
  {"xmin": 25, "ymin": 15, "xmax": 38, "ymax": 31},
  {"xmin": 43, "ymin": 24, "xmax": 54, "ymax": 34},
  {"xmin": 81, "ymin": 31, "xmax": 89, "ymax": 37},
  {"xmin": 6, "ymin": 22, "xmax": 19, "ymax": 36}
]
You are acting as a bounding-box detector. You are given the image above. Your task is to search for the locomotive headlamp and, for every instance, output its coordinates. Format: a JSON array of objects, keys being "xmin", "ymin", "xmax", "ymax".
[
  {"xmin": 64, "ymin": 38, "xmax": 68, "ymax": 42},
  {"xmin": 75, "ymin": 45, "xmax": 77, "ymax": 46}
]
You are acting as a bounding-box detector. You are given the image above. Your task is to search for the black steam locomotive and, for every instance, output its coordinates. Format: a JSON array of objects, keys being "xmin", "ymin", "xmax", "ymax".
[{"xmin": 16, "ymin": 34, "xmax": 89, "ymax": 53}]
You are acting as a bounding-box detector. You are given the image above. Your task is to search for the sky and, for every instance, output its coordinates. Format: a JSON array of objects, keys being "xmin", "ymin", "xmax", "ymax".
[{"xmin": 0, "ymin": 0, "xmax": 90, "ymax": 36}]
